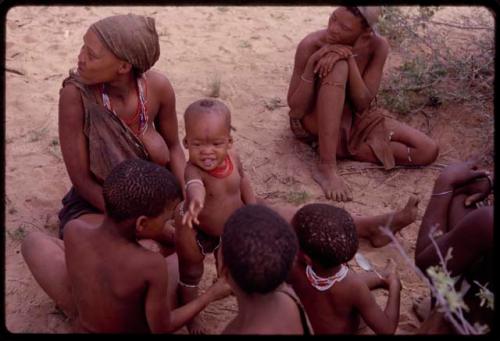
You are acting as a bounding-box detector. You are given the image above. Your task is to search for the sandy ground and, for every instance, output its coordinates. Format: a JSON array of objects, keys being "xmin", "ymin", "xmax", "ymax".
[{"xmin": 4, "ymin": 6, "xmax": 494, "ymax": 334}]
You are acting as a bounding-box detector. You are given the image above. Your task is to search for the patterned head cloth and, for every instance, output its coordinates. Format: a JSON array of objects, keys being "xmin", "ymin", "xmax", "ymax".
[
  {"xmin": 91, "ymin": 14, "xmax": 160, "ymax": 74},
  {"xmin": 356, "ymin": 6, "xmax": 381, "ymax": 32}
]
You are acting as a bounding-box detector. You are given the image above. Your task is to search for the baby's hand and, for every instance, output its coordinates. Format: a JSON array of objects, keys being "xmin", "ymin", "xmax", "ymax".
[{"xmin": 181, "ymin": 198, "xmax": 204, "ymax": 229}]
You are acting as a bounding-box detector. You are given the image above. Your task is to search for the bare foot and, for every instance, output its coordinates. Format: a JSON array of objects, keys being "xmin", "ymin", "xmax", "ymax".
[
  {"xmin": 187, "ymin": 315, "xmax": 207, "ymax": 335},
  {"xmin": 312, "ymin": 162, "xmax": 352, "ymax": 201},
  {"xmin": 412, "ymin": 295, "xmax": 431, "ymax": 321},
  {"xmin": 369, "ymin": 195, "xmax": 419, "ymax": 247}
]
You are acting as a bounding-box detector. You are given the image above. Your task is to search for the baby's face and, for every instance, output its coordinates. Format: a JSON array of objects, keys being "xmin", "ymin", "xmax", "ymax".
[{"xmin": 184, "ymin": 113, "xmax": 232, "ymax": 172}]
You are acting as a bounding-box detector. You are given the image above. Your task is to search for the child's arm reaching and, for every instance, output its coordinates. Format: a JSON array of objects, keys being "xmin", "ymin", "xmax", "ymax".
[
  {"xmin": 145, "ymin": 256, "xmax": 231, "ymax": 333},
  {"xmin": 182, "ymin": 164, "xmax": 206, "ymax": 228},
  {"xmin": 235, "ymin": 153, "xmax": 257, "ymax": 205},
  {"xmin": 353, "ymin": 267, "xmax": 402, "ymax": 334}
]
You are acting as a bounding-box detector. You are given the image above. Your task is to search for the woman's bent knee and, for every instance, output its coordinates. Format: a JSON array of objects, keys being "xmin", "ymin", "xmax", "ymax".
[
  {"xmin": 323, "ymin": 60, "xmax": 348, "ymax": 84},
  {"xmin": 414, "ymin": 139, "xmax": 439, "ymax": 166}
]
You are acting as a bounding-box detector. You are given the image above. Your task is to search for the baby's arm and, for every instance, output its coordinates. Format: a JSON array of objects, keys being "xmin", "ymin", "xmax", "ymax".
[
  {"xmin": 234, "ymin": 153, "xmax": 257, "ymax": 205},
  {"xmin": 182, "ymin": 163, "xmax": 206, "ymax": 228},
  {"xmin": 353, "ymin": 273, "xmax": 401, "ymax": 334}
]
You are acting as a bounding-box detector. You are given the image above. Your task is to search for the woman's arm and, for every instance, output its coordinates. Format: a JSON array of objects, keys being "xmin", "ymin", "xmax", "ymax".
[
  {"xmin": 58, "ymin": 84, "xmax": 106, "ymax": 211},
  {"xmin": 346, "ymin": 36, "xmax": 389, "ymax": 113},
  {"xmin": 287, "ymin": 35, "xmax": 328, "ymax": 118},
  {"xmin": 415, "ymin": 161, "xmax": 489, "ymax": 270},
  {"xmin": 154, "ymin": 74, "xmax": 186, "ymax": 189}
]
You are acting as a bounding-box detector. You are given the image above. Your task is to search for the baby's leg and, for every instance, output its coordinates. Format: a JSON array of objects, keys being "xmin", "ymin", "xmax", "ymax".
[
  {"xmin": 175, "ymin": 222, "xmax": 207, "ymax": 334},
  {"xmin": 353, "ymin": 196, "xmax": 419, "ymax": 247},
  {"xmin": 21, "ymin": 231, "xmax": 76, "ymax": 318}
]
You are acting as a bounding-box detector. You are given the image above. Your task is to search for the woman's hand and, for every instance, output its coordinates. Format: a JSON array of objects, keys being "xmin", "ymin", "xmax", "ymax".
[
  {"xmin": 455, "ymin": 175, "xmax": 493, "ymax": 207},
  {"xmin": 436, "ymin": 160, "xmax": 489, "ymax": 190},
  {"xmin": 314, "ymin": 52, "xmax": 343, "ymax": 78},
  {"xmin": 309, "ymin": 44, "xmax": 353, "ymax": 78}
]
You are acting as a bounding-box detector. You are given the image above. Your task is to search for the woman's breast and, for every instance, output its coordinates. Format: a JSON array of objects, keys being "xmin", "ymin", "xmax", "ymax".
[{"xmin": 140, "ymin": 125, "xmax": 169, "ymax": 166}]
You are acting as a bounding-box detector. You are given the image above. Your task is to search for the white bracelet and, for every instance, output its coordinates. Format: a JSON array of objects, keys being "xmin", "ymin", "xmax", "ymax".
[
  {"xmin": 301, "ymin": 74, "xmax": 314, "ymax": 83},
  {"xmin": 185, "ymin": 179, "xmax": 204, "ymax": 191},
  {"xmin": 431, "ymin": 189, "xmax": 454, "ymax": 197}
]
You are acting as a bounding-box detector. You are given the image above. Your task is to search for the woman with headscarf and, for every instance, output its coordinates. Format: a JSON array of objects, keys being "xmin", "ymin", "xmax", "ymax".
[
  {"xmin": 287, "ymin": 6, "xmax": 439, "ymax": 202},
  {"xmin": 57, "ymin": 14, "xmax": 186, "ymax": 241}
]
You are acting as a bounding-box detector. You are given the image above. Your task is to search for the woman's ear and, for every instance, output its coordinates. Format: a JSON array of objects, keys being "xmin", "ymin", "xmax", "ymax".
[
  {"xmin": 182, "ymin": 137, "xmax": 189, "ymax": 149},
  {"xmin": 117, "ymin": 61, "xmax": 133, "ymax": 75}
]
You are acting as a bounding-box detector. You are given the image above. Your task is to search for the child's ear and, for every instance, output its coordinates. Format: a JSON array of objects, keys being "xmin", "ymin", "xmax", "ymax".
[
  {"xmin": 182, "ymin": 137, "xmax": 188, "ymax": 149},
  {"xmin": 135, "ymin": 215, "xmax": 148, "ymax": 234},
  {"xmin": 302, "ymin": 253, "xmax": 313, "ymax": 266},
  {"xmin": 227, "ymin": 136, "xmax": 233, "ymax": 148}
]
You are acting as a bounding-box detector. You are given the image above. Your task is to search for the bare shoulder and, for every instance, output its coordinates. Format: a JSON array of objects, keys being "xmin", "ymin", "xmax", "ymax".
[
  {"xmin": 59, "ymin": 83, "xmax": 84, "ymax": 113},
  {"xmin": 298, "ymin": 30, "xmax": 324, "ymax": 49},
  {"xmin": 136, "ymin": 248, "xmax": 167, "ymax": 276},
  {"xmin": 339, "ymin": 271, "xmax": 368, "ymax": 297},
  {"xmin": 144, "ymin": 69, "xmax": 174, "ymax": 95},
  {"xmin": 372, "ymin": 34, "xmax": 390, "ymax": 54},
  {"xmin": 63, "ymin": 218, "xmax": 93, "ymax": 243}
]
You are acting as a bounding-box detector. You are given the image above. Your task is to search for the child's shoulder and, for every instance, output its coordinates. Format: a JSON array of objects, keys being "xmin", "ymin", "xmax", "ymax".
[
  {"xmin": 129, "ymin": 246, "xmax": 167, "ymax": 277},
  {"xmin": 334, "ymin": 269, "xmax": 367, "ymax": 294}
]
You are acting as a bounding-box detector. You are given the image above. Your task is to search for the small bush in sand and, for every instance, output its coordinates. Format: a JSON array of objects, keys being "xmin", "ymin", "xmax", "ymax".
[{"xmin": 378, "ymin": 6, "xmax": 493, "ymax": 117}]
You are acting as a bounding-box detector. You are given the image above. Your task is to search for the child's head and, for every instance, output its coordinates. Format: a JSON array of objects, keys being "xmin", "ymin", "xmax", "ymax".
[
  {"xmin": 292, "ymin": 203, "xmax": 358, "ymax": 268},
  {"xmin": 222, "ymin": 204, "xmax": 298, "ymax": 295},
  {"xmin": 103, "ymin": 159, "xmax": 182, "ymax": 231},
  {"xmin": 183, "ymin": 99, "xmax": 233, "ymax": 172}
]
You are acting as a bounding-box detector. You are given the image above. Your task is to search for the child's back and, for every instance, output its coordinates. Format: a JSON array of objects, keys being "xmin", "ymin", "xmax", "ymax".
[
  {"xmin": 221, "ymin": 205, "xmax": 312, "ymax": 335},
  {"xmin": 65, "ymin": 220, "xmax": 171, "ymax": 333},
  {"xmin": 290, "ymin": 265, "xmax": 362, "ymax": 333},
  {"xmin": 289, "ymin": 203, "xmax": 401, "ymax": 335}
]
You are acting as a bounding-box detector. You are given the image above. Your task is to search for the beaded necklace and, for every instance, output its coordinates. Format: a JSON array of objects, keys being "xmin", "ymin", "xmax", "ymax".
[
  {"xmin": 207, "ymin": 154, "xmax": 234, "ymax": 178},
  {"xmin": 305, "ymin": 264, "xmax": 348, "ymax": 291},
  {"xmin": 100, "ymin": 76, "xmax": 148, "ymax": 136}
]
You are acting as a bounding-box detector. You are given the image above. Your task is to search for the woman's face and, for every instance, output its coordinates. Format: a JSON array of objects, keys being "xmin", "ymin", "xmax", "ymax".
[
  {"xmin": 77, "ymin": 28, "xmax": 123, "ymax": 84},
  {"xmin": 325, "ymin": 7, "xmax": 365, "ymax": 45}
]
